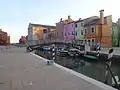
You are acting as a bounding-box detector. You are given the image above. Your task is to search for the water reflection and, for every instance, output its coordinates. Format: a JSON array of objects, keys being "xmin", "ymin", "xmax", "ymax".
[{"xmin": 36, "ymin": 50, "xmax": 120, "ymax": 86}]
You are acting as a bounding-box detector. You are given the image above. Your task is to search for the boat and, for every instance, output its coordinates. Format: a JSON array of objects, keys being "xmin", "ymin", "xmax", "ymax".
[
  {"xmin": 68, "ymin": 48, "xmax": 85, "ymax": 57},
  {"xmin": 43, "ymin": 46, "xmax": 51, "ymax": 51},
  {"xmin": 57, "ymin": 50, "xmax": 69, "ymax": 57},
  {"xmin": 68, "ymin": 48, "xmax": 80, "ymax": 57},
  {"xmin": 82, "ymin": 54, "xmax": 98, "ymax": 60}
]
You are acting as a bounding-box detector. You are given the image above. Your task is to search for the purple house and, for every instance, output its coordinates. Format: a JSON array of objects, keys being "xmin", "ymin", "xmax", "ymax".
[
  {"xmin": 56, "ymin": 16, "xmax": 74, "ymax": 42},
  {"xmin": 64, "ymin": 22, "xmax": 75, "ymax": 43}
]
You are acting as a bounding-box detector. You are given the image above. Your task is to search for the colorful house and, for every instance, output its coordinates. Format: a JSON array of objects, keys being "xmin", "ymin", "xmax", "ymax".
[
  {"xmin": 84, "ymin": 10, "xmax": 112, "ymax": 48},
  {"xmin": 56, "ymin": 16, "xmax": 73, "ymax": 42},
  {"xmin": 56, "ymin": 19, "xmax": 64, "ymax": 41},
  {"xmin": 112, "ymin": 23, "xmax": 119, "ymax": 47},
  {"xmin": 75, "ymin": 19, "xmax": 84, "ymax": 43},
  {"xmin": 74, "ymin": 16, "xmax": 99, "ymax": 45},
  {"xmin": 64, "ymin": 22, "xmax": 75, "ymax": 43},
  {"xmin": 112, "ymin": 19, "xmax": 120, "ymax": 47}
]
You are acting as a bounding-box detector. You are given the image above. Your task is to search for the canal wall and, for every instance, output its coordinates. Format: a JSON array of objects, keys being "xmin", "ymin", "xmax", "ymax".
[
  {"xmin": 31, "ymin": 52, "xmax": 117, "ymax": 90},
  {"xmin": 87, "ymin": 50, "xmax": 120, "ymax": 64}
]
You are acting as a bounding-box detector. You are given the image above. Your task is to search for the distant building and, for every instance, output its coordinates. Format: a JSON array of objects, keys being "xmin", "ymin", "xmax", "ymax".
[
  {"xmin": 75, "ymin": 16, "xmax": 99, "ymax": 45},
  {"xmin": 64, "ymin": 21, "xmax": 75, "ymax": 43},
  {"xmin": 56, "ymin": 15, "xmax": 73, "ymax": 42},
  {"xmin": 19, "ymin": 36, "xmax": 26, "ymax": 43},
  {"xmin": 28, "ymin": 23, "xmax": 56, "ymax": 44},
  {"xmin": 0, "ymin": 29, "xmax": 10, "ymax": 45},
  {"xmin": 84, "ymin": 10, "xmax": 112, "ymax": 48},
  {"xmin": 112, "ymin": 19, "xmax": 120, "ymax": 47}
]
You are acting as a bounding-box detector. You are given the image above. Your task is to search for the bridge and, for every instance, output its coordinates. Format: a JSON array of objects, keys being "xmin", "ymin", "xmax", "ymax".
[{"xmin": 21, "ymin": 39, "xmax": 86, "ymax": 52}]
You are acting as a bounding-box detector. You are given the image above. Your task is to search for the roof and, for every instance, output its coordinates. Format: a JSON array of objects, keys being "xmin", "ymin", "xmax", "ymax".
[
  {"xmin": 84, "ymin": 19, "xmax": 99, "ymax": 26},
  {"xmin": 29, "ymin": 23, "xmax": 56, "ymax": 29},
  {"xmin": 65, "ymin": 21, "xmax": 75, "ymax": 24},
  {"xmin": 75, "ymin": 16, "xmax": 99, "ymax": 23}
]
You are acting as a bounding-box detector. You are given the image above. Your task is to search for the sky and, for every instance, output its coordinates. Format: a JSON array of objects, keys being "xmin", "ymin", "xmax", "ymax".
[{"xmin": 0, "ymin": 0, "xmax": 120, "ymax": 43}]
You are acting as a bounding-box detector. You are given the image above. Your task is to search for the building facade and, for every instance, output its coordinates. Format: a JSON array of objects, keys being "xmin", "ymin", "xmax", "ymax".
[
  {"xmin": 75, "ymin": 19, "xmax": 84, "ymax": 44},
  {"xmin": 19, "ymin": 36, "xmax": 27, "ymax": 43},
  {"xmin": 84, "ymin": 10, "xmax": 112, "ymax": 48},
  {"xmin": 28, "ymin": 23, "xmax": 56, "ymax": 44},
  {"xmin": 74, "ymin": 16, "xmax": 99, "ymax": 45},
  {"xmin": 64, "ymin": 22, "xmax": 75, "ymax": 43},
  {"xmin": 56, "ymin": 16, "xmax": 73, "ymax": 42},
  {"xmin": 112, "ymin": 18, "xmax": 120, "ymax": 47}
]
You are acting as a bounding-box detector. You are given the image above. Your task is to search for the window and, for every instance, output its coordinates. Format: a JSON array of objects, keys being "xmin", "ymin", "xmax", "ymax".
[
  {"xmin": 72, "ymin": 32, "xmax": 74, "ymax": 35},
  {"xmin": 75, "ymin": 24, "xmax": 77, "ymax": 28},
  {"xmin": 81, "ymin": 30, "xmax": 84, "ymax": 35},
  {"xmin": 91, "ymin": 27, "xmax": 95, "ymax": 33},
  {"xmin": 61, "ymin": 32, "xmax": 63, "ymax": 35},
  {"xmin": 92, "ymin": 39, "xmax": 94, "ymax": 42},
  {"xmin": 43, "ymin": 29, "xmax": 47, "ymax": 33},
  {"xmin": 85, "ymin": 28, "xmax": 87, "ymax": 34},
  {"xmin": 76, "ymin": 32, "xmax": 77, "ymax": 36},
  {"xmin": 65, "ymin": 33, "xmax": 66, "ymax": 36},
  {"xmin": 81, "ymin": 23, "xmax": 83, "ymax": 26},
  {"xmin": 68, "ymin": 32, "xmax": 70, "ymax": 35}
]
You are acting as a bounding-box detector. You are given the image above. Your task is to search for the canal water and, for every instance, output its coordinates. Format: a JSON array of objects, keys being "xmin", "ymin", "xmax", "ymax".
[{"xmin": 35, "ymin": 50, "xmax": 120, "ymax": 86}]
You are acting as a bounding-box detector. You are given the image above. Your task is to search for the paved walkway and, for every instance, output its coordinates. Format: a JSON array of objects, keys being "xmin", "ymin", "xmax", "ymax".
[{"xmin": 0, "ymin": 47, "xmax": 117, "ymax": 90}]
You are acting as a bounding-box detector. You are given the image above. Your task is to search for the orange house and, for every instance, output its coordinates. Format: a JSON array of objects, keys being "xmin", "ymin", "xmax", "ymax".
[{"xmin": 84, "ymin": 10, "xmax": 112, "ymax": 48}]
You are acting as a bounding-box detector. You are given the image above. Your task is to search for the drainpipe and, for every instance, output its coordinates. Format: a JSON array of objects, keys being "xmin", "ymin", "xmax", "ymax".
[{"xmin": 100, "ymin": 23, "xmax": 102, "ymax": 48}]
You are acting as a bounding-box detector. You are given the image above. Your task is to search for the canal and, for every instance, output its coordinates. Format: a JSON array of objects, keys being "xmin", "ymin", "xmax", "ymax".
[{"xmin": 35, "ymin": 50, "xmax": 120, "ymax": 86}]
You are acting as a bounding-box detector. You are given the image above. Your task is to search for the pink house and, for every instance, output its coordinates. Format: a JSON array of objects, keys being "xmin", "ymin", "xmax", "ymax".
[
  {"xmin": 56, "ymin": 16, "xmax": 74, "ymax": 42},
  {"xmin": 56, "ymin": 18, "xmax": 64, "ymax": 41},
  {"xmin": 64, "ymin": 22, "xmax": 75, "ymax": 43}
]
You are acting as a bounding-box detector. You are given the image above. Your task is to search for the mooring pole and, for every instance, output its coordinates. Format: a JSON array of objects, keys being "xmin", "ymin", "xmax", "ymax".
[
  {"xmin": 52, "ymin": 44, "xmax": 55, "ymax": 61},
  {"xmin": 96, "ymin": 46, "xmax": 100, "ymax": 57},
  {"xmin": 104, "ymin": 48, "xmax": 120, "ymax": 89},
  {"xmin": 104, "ymin": 48, "xmax": 114, "ymax": 84}
]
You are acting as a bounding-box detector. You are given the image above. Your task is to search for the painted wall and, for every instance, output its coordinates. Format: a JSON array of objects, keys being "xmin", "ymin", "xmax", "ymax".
[
  {"xmin": 64, "ymin": 22, "xmax": 75, "ymax": 42},
  {"xmin": 56, "ymin": 22, "xmax": 64, "ymax": 40},
  {"xmin": 28, "ymin": 24, "xmax": 33, "ymax": 41},
  {"xmin": 112, "ymin": 23, "xmax": 119, "ymax": 47},
  {"xmin": 75, "ymin": 21, "xmax": 84, "ymax": 40},
  {"xmin": 84, "ymin": 24, "xmax": 112, "ymax": 47}
]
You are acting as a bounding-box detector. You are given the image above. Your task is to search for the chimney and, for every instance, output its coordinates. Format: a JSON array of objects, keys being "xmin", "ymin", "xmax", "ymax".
[
  {"xmin": 68, "ymin": 15, "xmax": 71, "ymax": 19},
  {"xmin": 79, "ymin": 18, "xmax": 81, "ymax": 20},
  {"xmin": 60, "ymin": 18, "xmax": 63, "ymax": 22},
  {"xmin": 99, "ymin": 9, "xmax": 104, "ymax": 24}
]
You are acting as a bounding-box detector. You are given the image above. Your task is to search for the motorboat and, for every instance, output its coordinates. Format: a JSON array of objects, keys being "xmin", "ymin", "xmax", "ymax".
[
  {"xmin": 43, "ymin": 46, "xmax": 51, "ymax": 51},
  {"xmin": 57, "ymin": 49, "xmax": 69, "ymax": 57}
]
